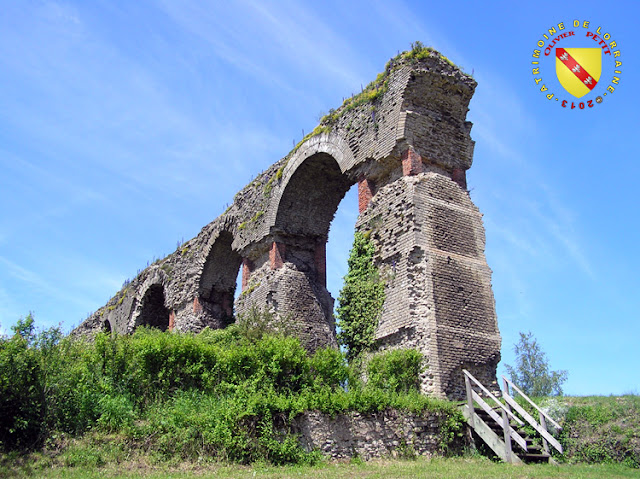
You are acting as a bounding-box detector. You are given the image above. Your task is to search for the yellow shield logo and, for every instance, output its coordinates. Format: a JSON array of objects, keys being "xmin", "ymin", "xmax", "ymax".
[{"xmin": 555, "ymin": 48, "xmax": 602, "ymax": 98}]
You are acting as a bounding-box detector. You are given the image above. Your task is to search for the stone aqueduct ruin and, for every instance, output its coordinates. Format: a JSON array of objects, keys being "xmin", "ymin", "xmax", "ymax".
[{"xmin": 76, "ymin": 50, "xmax": 502, "ymax": 400}]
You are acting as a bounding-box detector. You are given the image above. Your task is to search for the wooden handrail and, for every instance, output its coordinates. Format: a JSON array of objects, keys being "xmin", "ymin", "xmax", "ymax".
[
  {"xmin": 470, "ymin": 389, "xmax": 528, "ymax": 451},
  {"xmin": 502, "ymin": 376, "xmax": 562, "ymax": 430},
  {"xmin": 463, "ymin": 370, "xmax": 524, "ymax": 426},
  {"xmin": 463, "ymin": 370, "xmax": 565, "ymax": 462},
  {"xmin": 502, "ymin": 393, "xmax": 563, "ymax": 454}
]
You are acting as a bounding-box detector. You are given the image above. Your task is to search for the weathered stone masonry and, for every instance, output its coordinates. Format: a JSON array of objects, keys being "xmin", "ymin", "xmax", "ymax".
[{"xmin": 74, "ymin": 50, "xmax": 501, "ymax": 400}]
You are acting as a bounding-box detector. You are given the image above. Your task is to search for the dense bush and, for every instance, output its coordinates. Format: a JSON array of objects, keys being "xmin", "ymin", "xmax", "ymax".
[
  {"xmin": 0, "ymin": 328, "xmax": 44, "ymax": 449},
  {"xmin": 0, "ymin": 314, "xmax": 452, "ymax": 465},
  {"xmin": 367, "ymin": 349, "xmax": 423, "ymax": 394}
]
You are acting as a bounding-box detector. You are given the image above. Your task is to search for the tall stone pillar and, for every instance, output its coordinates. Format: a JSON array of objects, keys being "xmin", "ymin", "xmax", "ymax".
[{"xmin": 356, "ymin": 171, "xmax": 501, "ymax": 400}]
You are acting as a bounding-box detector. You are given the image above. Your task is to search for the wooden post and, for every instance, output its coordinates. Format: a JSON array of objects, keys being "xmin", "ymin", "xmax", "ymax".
[
  {"xmin": 464, "ymin": 372, "xmax": 476, "ymax": 450},
  {"xmin": 502, "ymin": 408, "xmax": 513, "ymax": 463},
  {"xmin": 502, "ymin": 377, "xmax": 513, "ymax": 414},
  {"xmin": 501, "ymin": 375, "xmax": 514, "ymax": 462},
  {"xmin": 465, "ymin": 373, "xmax": 474, "ymax": 425},
  {"xmin": 502, "ymin": 377, "xmax": 510, "ymax": 399},
  {"xmin": 539, "ymin": 412, "xmax": 550, "ymax": 455}
]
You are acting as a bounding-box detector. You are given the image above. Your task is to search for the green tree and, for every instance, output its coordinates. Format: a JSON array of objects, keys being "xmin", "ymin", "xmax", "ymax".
[
  {"xmin": 336, "ymin": 232, "xmax": 385, "ymax": 361},
  {"xmin": 11, "ymin": 312, "xmax": 37, "ymax": 346},
  {"xmin": 505, "ymin": 331, "xmax": 568, "ymax": 397},
  {"xmin": 1, "ymin": 314, "xmax": 44, "ymax": 449}
]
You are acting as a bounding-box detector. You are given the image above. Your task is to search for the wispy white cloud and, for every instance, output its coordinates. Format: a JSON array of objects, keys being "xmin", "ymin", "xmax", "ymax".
[
  {"xmin": 156, "ymin": 1, "xmax": 304, "ymax": 96},
  {"xmin": 0, "ymin": 256, "xmax": 90, "ymax": 310},
  {"xmin": 524, "ymin": 188, "xmax": 594, "ymax": 278},
  {"xmin": 0, "ymin": 251, "xmax": 128, "ymax": 331},
  {"xmin": 0, "ymin": 1, "xmax": 288, "ymax": 208},
  {"xmin": 369, "ymin": 0, "xmax": 445, "ymax": 57},
  {"xmin": 158, "ymin": 0, "xmax": 366, "ymax": 98},
  {"xmin": 469, "ymin": 82, "xmax": 594, "ymax": 279},
  {"xmin": 244, "ymin": 0, "xmax": 364, "ymax": 87}
]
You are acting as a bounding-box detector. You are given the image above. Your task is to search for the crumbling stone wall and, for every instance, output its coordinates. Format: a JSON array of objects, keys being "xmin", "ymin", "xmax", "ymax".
[
  {"xmin": 74, "ymin": 49, "xmax": 501, "ymax": 400},
  {"xmin": 293, "ymin": 409, "xmax": 457, "ymax": 460}
]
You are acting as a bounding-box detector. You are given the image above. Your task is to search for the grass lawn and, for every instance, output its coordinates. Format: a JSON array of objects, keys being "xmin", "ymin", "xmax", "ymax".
[{"xmin": 2, "ymin": 457, "xmax": 638, "ymax": 479}]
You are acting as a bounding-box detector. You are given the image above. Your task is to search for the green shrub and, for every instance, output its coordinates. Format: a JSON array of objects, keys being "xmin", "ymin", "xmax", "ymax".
[
  {"xmin": 96, "ymin": 394, "xmax": 135, "ymax": 432},
  {"xmin": 253, "ymin": 335, "xmax": 310, "ymax": 393},
  {"xmin": 367, "ymin": 349, "xmax": 423, "ymax": 393},
  {"xmin": 0, "ymin": 333, "xmax": 44, "ymax": 449},
  {"xmin": 309, "ymin": 347, "xmax": 349, "ymax": 389},
  {"xmin": 43, "ymin": 341, "xmax": 103, "ymax": 435}
]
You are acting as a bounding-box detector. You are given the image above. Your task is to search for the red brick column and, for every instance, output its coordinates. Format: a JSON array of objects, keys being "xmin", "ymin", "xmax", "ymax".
[
  {"xmin": 269, "ymin": 242, "xmax": 286, "ymax": 269},
  {"xmin": 358, "ymin": 176, "xmax": 375, "ymax": 213},
  {"xmin": 193, "ymin": 296, "xmax": 202, "ymax": 314},
  {"xmin": 315, "ymin": 243, "xmax": 326, "ymax": 286},
  {"xmin": 241, "ymin": 258, "xmax": 253, "ymax": 291},
  {"xmin": 402, "ymin": 147, "xmax": 423, "ymax": 176},
  {"xmin": 452, "ymin": 168, "xmax": 467, "ymax": 190}
]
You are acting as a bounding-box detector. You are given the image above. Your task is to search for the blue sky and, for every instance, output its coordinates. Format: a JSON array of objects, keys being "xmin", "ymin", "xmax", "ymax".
[{"xmin": 1, "ymin": 0, "xmax": 638, "ymax": 396}]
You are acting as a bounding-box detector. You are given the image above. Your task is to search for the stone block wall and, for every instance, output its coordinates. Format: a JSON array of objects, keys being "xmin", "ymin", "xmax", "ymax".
[
  {"xmin": 293, "ymin": 409, "xmax": 457, "ymax": 460},
  {"xmin": 356, "ymin": 173, "xmax": 500, "ymax": 398}
]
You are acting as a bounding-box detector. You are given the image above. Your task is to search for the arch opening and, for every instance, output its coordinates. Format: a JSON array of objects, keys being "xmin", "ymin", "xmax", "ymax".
[
  {"xmin": 264, "ymin": 152, "xmax": 357, "ymax": 350},
  {"xmin": 137, "ymin": 284, "xmax": 170, "ymax": 331},
  {"xmin": 102, "ymin": 319, "xmax": 112, "ymax": 333},
  {"xmin": 274, "ymin": 153, "xmax": 354, "ymax": 284},
  {"xmin": 275, "ymin": 153, "xmax": 353, "ymax": 239},
  {"xmin": 199, "ymin": 231, "xmax": 242, "ymax": 328}
]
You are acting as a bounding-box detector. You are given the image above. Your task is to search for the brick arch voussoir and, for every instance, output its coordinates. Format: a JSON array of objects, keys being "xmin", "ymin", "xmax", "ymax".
[
  {"xmin": 263, "ymin": 132, "xmax": 357, "ymax": 234},
  {"xmin": 129, "ymin": 271, "xmax": 172, "ymax": 332},
  {"xmin": 197, "ymin": 229, "xmax": 242, "ymax": 296}
]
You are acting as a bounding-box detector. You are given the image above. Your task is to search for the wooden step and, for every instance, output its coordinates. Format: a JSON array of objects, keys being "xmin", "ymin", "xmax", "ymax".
[
  {"xmin": 461, "ymin": 405, "xmax": 523, "ymax": 464},
  {"xmin": 462, "ymin": 370, "xmax": 562, "ymax": 466},
  {"xmin": 518, "ymin": 452, "xmax": 552, "ymax": 464}
]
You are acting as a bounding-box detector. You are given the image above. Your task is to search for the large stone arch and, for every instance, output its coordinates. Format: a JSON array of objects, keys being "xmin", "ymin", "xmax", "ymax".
[
  {"xmin": 235, "ymin": 138, "xmax": 358, "ymax": 352},
  {"xmin": 271, "ymin": 151, "xmax": 354, "ymax": 289},
  {"xmin": 273, "ymin": 151, "xmax": 353, "ymax": 238},
  {"xmin": 261, "ymin": 132, "xmax": 358, "ymax": 237}
]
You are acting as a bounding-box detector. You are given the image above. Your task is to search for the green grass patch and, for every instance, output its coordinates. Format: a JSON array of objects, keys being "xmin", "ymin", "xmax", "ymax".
[{"xmin": 1, "ymin": 455, "xmax": 637, "ymax": 478}]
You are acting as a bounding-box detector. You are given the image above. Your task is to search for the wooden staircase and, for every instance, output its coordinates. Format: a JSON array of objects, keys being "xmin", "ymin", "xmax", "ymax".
[{"xmin": 461, "ymin": 370, "xmax": 563, "ymax": 464}]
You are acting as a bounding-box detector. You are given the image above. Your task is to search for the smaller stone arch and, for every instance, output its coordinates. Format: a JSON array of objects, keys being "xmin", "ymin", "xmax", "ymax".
[
  {"xmin": 135, "ymin": 284, "xmax": 171, "ymax": 331},
  {"xmin": 197, "ymin": 230, "xmax": 243, "ymax": 329},
  {"xmin": 102, "ymin": 319, "xmax": 112, "ymax": 333}
]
